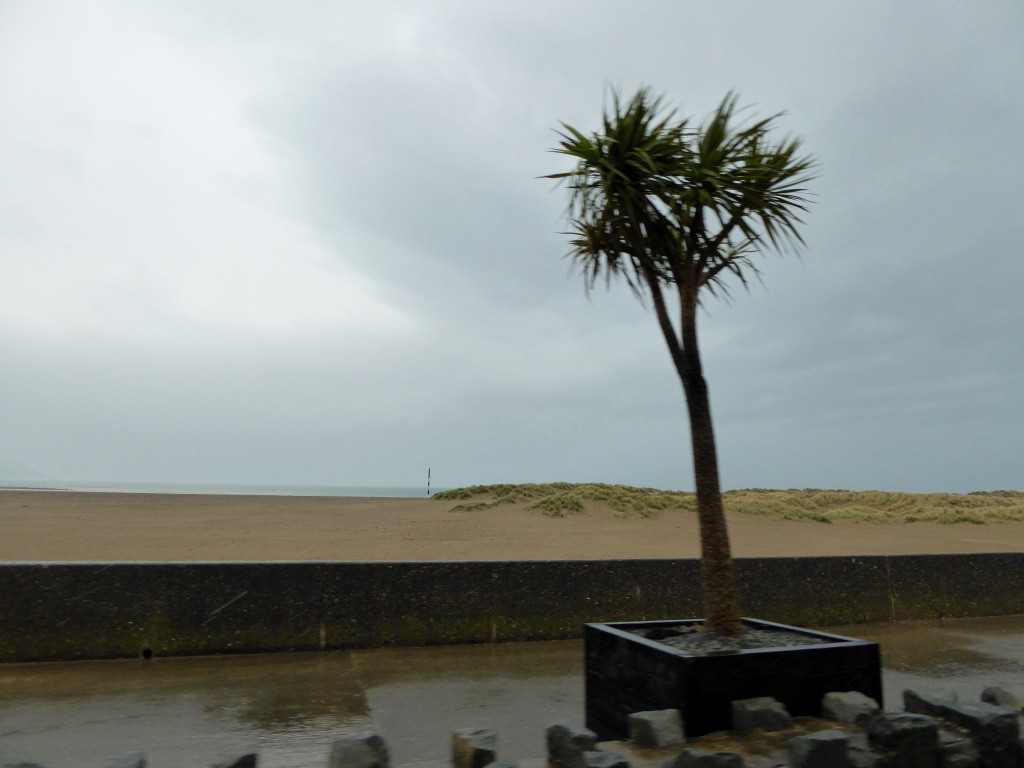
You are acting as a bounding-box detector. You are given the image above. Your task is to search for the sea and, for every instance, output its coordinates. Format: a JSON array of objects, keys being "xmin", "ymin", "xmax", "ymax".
[{"xmin": 0, "ymin": 479, "xmax": 440, "ymax": 498}]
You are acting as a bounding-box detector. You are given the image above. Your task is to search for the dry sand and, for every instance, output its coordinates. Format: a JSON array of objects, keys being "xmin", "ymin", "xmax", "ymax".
[{"xmin": 3, "ymin": 489, "xmax": 1024, "ymax": 562}]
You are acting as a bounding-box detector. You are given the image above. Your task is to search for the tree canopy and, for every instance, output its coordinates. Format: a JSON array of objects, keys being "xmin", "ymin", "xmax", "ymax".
[
  {"xmin": 548, "ymin": 88, "xmax": 816, "ymax": 636},
  {"xmin": 549, "ymin": 88, "xmax": 814, "ymax": 299}
]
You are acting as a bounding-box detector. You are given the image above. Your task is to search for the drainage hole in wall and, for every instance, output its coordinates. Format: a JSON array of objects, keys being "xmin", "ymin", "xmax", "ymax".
[{"xmin": 141, "ymin": 647, "xmax": 153, "ymax": 660}]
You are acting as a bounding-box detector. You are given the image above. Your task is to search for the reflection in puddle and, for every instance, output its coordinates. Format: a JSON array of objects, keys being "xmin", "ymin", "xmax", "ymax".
[
  {"xmin": 1, "ymin": 617, "xmax": 1023, "ymax": 768},
  {"xmin": 838, "ymin": 625, "xmax": 1023, "ymax": 677},
  {"xmin": 0, "ymin": 652, "xmax": 377, "ymax": 768},
  {"xmin": 825, "ymin": 614, "xmax": 1024, "ymax": 707},
  {"xmin": 0, "ymin": 641, "xmax": 582, "ymax": 768}
]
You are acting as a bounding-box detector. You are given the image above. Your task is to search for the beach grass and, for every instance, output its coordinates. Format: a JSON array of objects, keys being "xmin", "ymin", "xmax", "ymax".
[
  {"xmin": 433, "ymin": 483, "xmax": 1024, "ymax": 523},
  {"xmin": 434, "ymin": 482, "xmax": 694, "ymax": 517}
]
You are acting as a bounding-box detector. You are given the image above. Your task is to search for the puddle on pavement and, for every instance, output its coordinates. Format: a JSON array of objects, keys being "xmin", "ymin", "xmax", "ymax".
[
  {"xmin": 826, "ymin": 614, "xmax": 1024, "ymax": 705},
  {"xmin": 0, "ymin": 640, "xmax": 581, "ymax": 768},
  {"xmin": 2, "ymin": 616, "xmax": 1023, "ymax": 768}
]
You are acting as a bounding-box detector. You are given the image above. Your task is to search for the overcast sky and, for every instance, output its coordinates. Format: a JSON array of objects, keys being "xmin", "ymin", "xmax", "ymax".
[{"xmin": 2, "ymin": 1, "xmax": 1022, "ymax": 493}]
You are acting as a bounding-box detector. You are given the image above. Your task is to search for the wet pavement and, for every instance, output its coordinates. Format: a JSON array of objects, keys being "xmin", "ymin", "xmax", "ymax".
[
  {"xmin": 1, "ymin": 615, "xmax": 1023, "ymax": 768},
  {"xmin": 0, "ymin": 641, "xmax": 582, "ymax": 768},
  {"xmin": 828, "ymin": 614, "xmax": 1024, "ymax": 705}
]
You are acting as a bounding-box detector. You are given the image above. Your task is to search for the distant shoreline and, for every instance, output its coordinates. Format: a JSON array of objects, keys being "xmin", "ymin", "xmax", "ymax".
[
  {"xmin": 0, "ymin": 485, "xmax": 71, "ymax": 492},
  {"xmin": 0, "ymin": 481, "xmax": 437, "ymax": 498}
]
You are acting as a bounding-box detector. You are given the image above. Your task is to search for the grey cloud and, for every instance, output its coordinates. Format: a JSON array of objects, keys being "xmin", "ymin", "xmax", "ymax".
[{"xmin": 2, "ymin": 1, "xmax": 1022, "ymax": 492}]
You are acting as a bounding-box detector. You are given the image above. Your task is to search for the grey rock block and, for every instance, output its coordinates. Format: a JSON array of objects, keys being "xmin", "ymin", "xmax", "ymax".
[
  {"xmin": 938, "ymin": 702, "xmax": 1017, "ymax": 734},
  {"xmin": 482, "ymin": 763, "xmax": 519, "ymax": 768},
  {"xmin": 867, "ymin": 713, "xmax": 940, "ymax": 768},
  {"xmin": 938, "ymin": 730, "xmax": 979, "ymax": 768},
  {"xmin": 731, "ymin": 697, "xmax": 793, "ymax": 732},
  {"xmin": 822, "ymin": 691, "xmax": 881, "ymax": 724},
  {"xmin": 329, "ymin": 733, "xmax": 389, "ymax": 768},
  {"xmin": 546, "ymin": 723, "xmax": 598, "ymax": 768},
  {"xmin": 627, "ymin": 709, "xmax": 685, "ymax": 748},
  {"xmin": 903, "ymin": 688, "xmax": 959, "ymax": 718},
  {"xmin": 664, "ymin": 747, "xmax": 744, "ymax": 768},
  {"xmin": 212, "ymin": 755, "xmax": 256, "ymax": 768},
  {"xmin": 935, "ymin": 703, "xmax": 1018, "ymax": 768},
  {"xmin": 582, "ymin": 751, "xmax": 629, "ymax": 768},
  {"xmin": 981, "ymin": 686, "xmax": 1023, "ymax": 712},
  {"xmin": 744, "ymin": 754, "xmax": 789, "ymax": 768},
  {"xmin": 846, "ymin": 733, "xmax": 884, "ymax": 768},
  {"xmin": 452, "ymin": 729, "xmax": 497, "ymax": 768},
  {"xmin": 106, "ymin": 753, "xmax": 146, "ymax": 768},
  {"xmin": 789, "ymin": 729, "xmax": 851, "ymax": 768}
]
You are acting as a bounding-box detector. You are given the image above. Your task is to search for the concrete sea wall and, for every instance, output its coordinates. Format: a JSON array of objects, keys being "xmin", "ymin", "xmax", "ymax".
[{"xmin": 2, "ymin": 553, "xmax": 1023, "ymax": 663}]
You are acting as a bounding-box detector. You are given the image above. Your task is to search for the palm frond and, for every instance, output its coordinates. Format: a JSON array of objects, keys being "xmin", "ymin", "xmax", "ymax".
[{"xmin": 548, "ymin": 86, "xmax": 815, "ymax": 309}]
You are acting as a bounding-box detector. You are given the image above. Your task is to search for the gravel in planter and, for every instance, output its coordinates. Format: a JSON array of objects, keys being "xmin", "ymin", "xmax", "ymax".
[{"xmin": 630, "ymin": 624, "xmax": 831, "ymax": 654}]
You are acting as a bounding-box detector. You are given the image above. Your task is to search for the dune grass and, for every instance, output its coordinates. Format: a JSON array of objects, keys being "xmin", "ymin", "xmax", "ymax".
[
  {"xmin": 433, "ymin": 482, "xmax": 694, "ymax": 518},
  {"xmin": 432, "ymin": 483, "xmax": 1024, "ymax": 523}
]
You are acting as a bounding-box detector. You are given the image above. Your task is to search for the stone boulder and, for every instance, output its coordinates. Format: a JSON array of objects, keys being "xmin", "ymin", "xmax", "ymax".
[
  {"xmin": 788, "ymin": 728, "xmax": 851, "ymax": 768},
  {"xmin": 903, "ymin": 687, "xmax": 958, "ymax": 718},
  {"xmin": 627, "ymin": 709, "xmax": 684, "ymax": 748},
  {"xmin": 665, "ymin": 747, "xmax": 744, "ymax": 768},
  {"xmin": 546, "ymin": 723, "xmax": 598, "ymax": 768},
  {"xmin": 822, "ymin": 691, "xmax": 880, "ymax": 724},
  {"xmin": 938, "ymin": 729, "xmax": 980, "ymax": 768},
  {"xmin": 981, "ymin": 686, "xmax": 1023, "ymax": 712},
  {"xmin": 867, "ymin": 713, "xmax": 940, "ymax": 768},
  {"xmin": 212, "ymin": 755, "xmax": 256, "ymax": 768},
  {"xmin": 731, "ymin": 697, "xmax": 792, "ymax": 732},
  {"xmin": 933, "ymin": 702, "xmax": 1019, "ymax": 768},
  {"xmin": 328, "ymin": 733, "xmax": 389, "ymax": 768},
  {"xmin": 451, "ymin": 729, "xmax": 497, "ymax": 768}
]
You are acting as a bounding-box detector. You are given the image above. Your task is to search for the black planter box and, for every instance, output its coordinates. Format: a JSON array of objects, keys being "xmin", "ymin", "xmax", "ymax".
[{"xmin": 585, "ymin": 617, "xmax": 882, "ymax": 739}]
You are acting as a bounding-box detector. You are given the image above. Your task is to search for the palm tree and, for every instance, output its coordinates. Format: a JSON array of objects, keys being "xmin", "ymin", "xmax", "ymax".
[{"xmin": 547, "ymin": 88, "xmax": 815, "ymax": 636}]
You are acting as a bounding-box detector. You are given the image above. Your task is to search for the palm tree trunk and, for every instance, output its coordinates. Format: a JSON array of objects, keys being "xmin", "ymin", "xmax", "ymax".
[{"xmin": 679, "ymin": 291, "xmax": 743, "ymax": 637}]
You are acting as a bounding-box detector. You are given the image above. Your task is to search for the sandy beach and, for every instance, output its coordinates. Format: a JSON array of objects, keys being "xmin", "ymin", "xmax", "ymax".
[{"xmin": 3, "ymin": 489, "xmax": 1023, "ymax": 562}]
